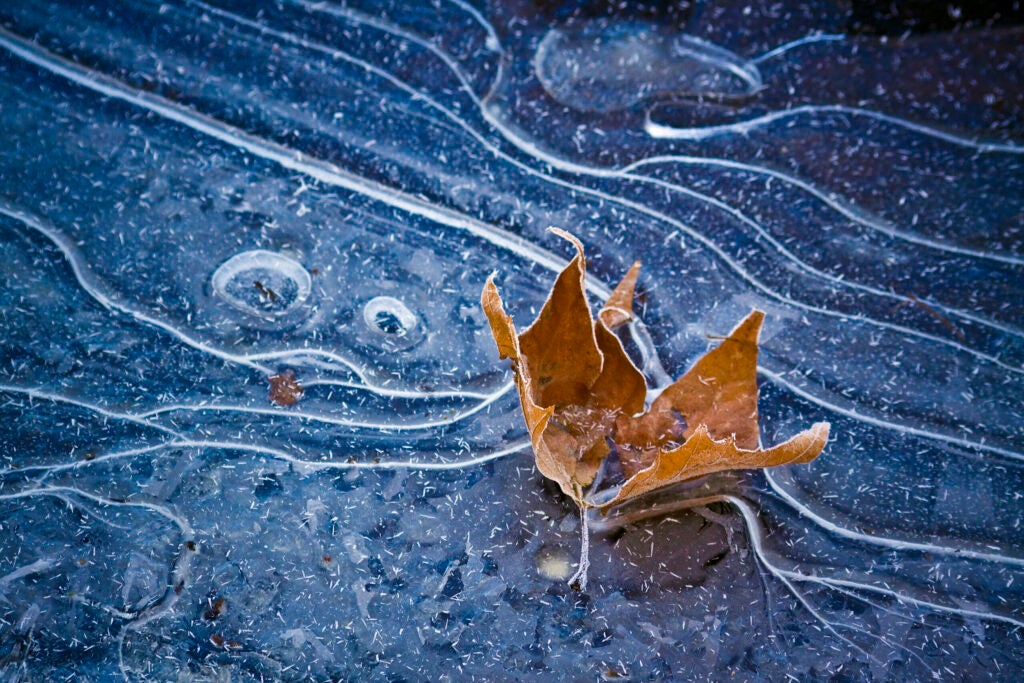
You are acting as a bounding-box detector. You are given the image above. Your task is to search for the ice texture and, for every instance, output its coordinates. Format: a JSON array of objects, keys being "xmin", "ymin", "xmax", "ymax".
[{"xmin": 0, "ymin": 0, "xmax": 1022, "ymax": 680}]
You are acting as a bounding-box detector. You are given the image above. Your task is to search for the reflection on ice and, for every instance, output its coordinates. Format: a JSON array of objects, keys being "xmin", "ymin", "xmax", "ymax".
[
  {"xmin": 535, "ymin": 21, "xmax": 762, "ymax": 112},
  {"xmin": 0, "ymin": 0, "xmax": 1022, "ymax": 679}
]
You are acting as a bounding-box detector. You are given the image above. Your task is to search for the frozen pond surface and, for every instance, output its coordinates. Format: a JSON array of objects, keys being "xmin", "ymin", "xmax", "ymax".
[{"xmin": 0, "ymin": 0, "xmax": 1022, "ymax": 680}]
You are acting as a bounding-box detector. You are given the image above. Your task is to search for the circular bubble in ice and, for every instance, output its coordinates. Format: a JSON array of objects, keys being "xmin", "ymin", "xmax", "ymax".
[
  {"xmin": 211, "ymin": 250, "xmax": 312, "ymax": 319},
  {"xmin": 363, "ymin": 296, "xmax": 419, "ymax": 338},
  {"xmin": 534, "ymin": 21, "xmax": 762, "ymax": 113}
]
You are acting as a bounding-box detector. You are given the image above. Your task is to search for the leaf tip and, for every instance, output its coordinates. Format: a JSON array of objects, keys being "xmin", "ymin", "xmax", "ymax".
[
  {"xmin": 547, "ymin": 226, "xmax": 585, "ymax": 261},
  {"xmin": 787, "ymin": 421, "xmax": 831, "ymax": 464},
  {"xmin": 810, "ymin": 421, "xmax": 831, "ymax": 446},
  {"xmin": 480, "ymin": 275, "xmax": 519, "ymax": 360},
  {"xmin": 599, "ymin": 260, "xmax": 643, "ymax": 329},
  {"xmin": 732, "ymin": 309, "xmax": 765, "ymax": 342}
]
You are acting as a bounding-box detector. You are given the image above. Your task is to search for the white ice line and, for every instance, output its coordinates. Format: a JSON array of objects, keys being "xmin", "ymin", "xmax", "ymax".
[
  {"xmin": 808, "ymin": 573, "xmax": 1024, "ymax": 629},
  {"xmin": 720, "ymin": 494, "xmax": 887, "ymax": 656},
  {"xmin": 0, "ymin": 558, "xmax": 54, "ymax": 585},
  {"xmin": 0, "ymin": 373, "xmax": 513, "ymax": 434},
  {"xmin": 0, "ymin": 383, "xmax": 183, "ymax": 438},
  {"xmin": 298, "ymin": 377, "xmax": 499, "ymax": 401},
  {"xmin": 722, "ymin": 494, "xmax": 1024, "ymax": 629},
  {"xmin": 133, "ymin": 379, "xmax": 515, "ymax": 432},
  {"xmin": 0, "ymin": 433, "xmax": 526, "ymax": 479},
  {"xmin": 158, "ymin": 437, "xmax": 529, "ymax": 471},
  {"xmin": 764, "ymin": 470, "xmax": 1024, "ymax": 567},
  {"xmin": 645, "ymin": 103, "xmax": 1024, "ymax": 154},
  {"xmin": 0, "ymin": 202, "xmax": 271, "ymax": 373},
  {"xmin": 442, "ymin": 0, "xmax": 504, "ymax": 52},
  {"xmin": 757, "ymin": 368, "xmax": 1024, "ymax": 462},
  {"xmin": 621, "ymin": 153, "xmax": 1024, "ymax": 269},
  {"xmin": 0, "ymin": 485, "xmax": 198, "ymax": 645},
  {"xmin": 751, "ymin": 33, "xmax": 847, "ymax": 63},
  {"xmin": 0, "ymin": 202, "xmax": 508, "ymax": 407},
  {"xmin": 597, "ymin": 490, "xmax": 1022, "ymax": 630},
  {"xmin": 0, "ymin": 485, "xmax": 194, "ymax": 537},
  {"xmin": 0, "ymin": 441, "xmax": 178, "ymax": 477},
  {"xmin": 623, "ymin": 173, "xmax": 1024, "ymax": 365}
]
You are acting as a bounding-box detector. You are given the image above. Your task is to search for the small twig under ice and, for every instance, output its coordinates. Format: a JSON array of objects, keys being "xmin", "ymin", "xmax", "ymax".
[{"xmin": 588, "ymin": 494, "xmax": 731, "ymax": 535}]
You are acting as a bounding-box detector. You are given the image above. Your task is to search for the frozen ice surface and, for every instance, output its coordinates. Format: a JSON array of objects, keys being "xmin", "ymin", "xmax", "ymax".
[{"xmin": 0, "ymin": 0, "xmax": 1022, "ymax": 680}]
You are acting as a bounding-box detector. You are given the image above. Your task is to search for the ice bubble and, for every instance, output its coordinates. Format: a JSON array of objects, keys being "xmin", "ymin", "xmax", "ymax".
[
  {"xmin": 362, "ymin": 295, "xmax": 419, "ymax": 338},
  {"xmin": 211, "ymin": 250, "xmax": 312, "ymax": 319}
]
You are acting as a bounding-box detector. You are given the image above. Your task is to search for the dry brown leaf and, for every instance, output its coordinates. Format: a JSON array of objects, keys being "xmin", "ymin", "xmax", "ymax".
[
  {"xmin": 268, "ymin": 370, "xmax": 304, "ymax": 406},
  {"xmin": 481, "ymin": 230, "xmax": 829, "ymax": 588}
]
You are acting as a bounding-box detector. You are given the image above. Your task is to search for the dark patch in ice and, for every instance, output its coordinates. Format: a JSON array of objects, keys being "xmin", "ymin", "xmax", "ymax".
[{"xmin": 847, "ymin": 0, "xmax": 1024, "ymax": 36}]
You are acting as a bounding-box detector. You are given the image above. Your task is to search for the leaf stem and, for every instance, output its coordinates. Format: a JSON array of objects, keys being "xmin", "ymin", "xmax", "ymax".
[{"xmin": 568, "ymin": 504, "xmax": 591, "ymax": 592}]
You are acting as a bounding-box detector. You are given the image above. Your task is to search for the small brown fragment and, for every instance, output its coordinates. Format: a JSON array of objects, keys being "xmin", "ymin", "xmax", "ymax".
[
  {"xmin": 204, "ymin": 597, "xmax": 227, "ymax": 621},
  {"xmin": 253, "ymin": 279, "xmax": 278, "ymax": 302},
  {"xmin": 268, "ymin": 370, "xmax": 304, "ymax": 406}
]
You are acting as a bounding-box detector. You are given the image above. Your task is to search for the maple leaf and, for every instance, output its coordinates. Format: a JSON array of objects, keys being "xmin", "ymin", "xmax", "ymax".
[{"xmin": 482, "ymin": 229, "xmax": 829, "ymax": 589}]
